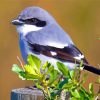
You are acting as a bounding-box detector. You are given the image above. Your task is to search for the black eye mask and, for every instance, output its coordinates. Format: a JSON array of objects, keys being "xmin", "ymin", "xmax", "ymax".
[{"xmin": 19, "ymin": 18, "xmax": 46, "ymax": 27}]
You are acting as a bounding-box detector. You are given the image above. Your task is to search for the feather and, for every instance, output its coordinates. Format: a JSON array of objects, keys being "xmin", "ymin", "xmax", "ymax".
[{"xmin": 27, "ymin": 41, "xmax": 88, "ymax": 65}]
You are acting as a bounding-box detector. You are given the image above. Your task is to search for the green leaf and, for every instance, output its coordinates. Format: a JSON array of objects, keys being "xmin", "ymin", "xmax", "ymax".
[
  {"xmin": 62, "ymin": 82, "xmax": 74, "ymax": 89},
  {"xmin": 42, "ymin": 61, "xmax": 49, "ymax": 70},
  {"xmin": 79, "ymin": 60, "xmax": 83, "ymax": 68},
  {"xmin": 70, "ymin": 97, "xmax": 77, "ymax": 100},
  {"xmin": 19, "ymin": 71, "xmax": 41, "ymax": 80},
  {"xmin": 49, "ymin": 70, "xmax": 59, "ymax": 83},
  {"xmin": 18, "ymin": 71, "xmax": 27, "ymax": 80},
  {"xmin": 79, "ymin": 89, "xmax": 90, "ymax": 100},
  {"xmin": 42, "ymin": 61, "xmax": 51, "ymax": 70},
  {"xmin": 57, "ymin": 62, "xmax": 69, "ymax": 76},
  {"xmin": 47, "ymin": 65, "xmax": 60, "ymax": 86},
  {"xmin": 89, "ymin": 83, "xmax": 94, "ymax": 96},
  {"xmin": 71, "ymin": 89, "xmax": 80, "ymax": 98},
  {"xmin": 80, "ymin": 87, "xmax": 90, "ymax": 99},
  {"xmin": 36, "ymin": 82, "xmax": 43, "ymax": 90},
  {"xmin": 24, "ymin": 65, "xmax": 38, "ymax": 75},
  {"xmin": 69, "ymin": 70, "xmax": 75, "ymax": 79},
  {"xmin": 58, "ymin": 78, "xmax": 68, "ymax": 89},
  {"xmin": 45, "ymin": 64, "xmax": 54, "ymax": 76},
  {"xmin": 12, "ymin": 64, "xmax": 23, "ymax": 73},
  {"xmin": 50, "ymin": 89, "xmax": 61, "ymax": 99},
  {"xmin": 27, "ymin": 54, "xmax": 41, "ymax": 70}
]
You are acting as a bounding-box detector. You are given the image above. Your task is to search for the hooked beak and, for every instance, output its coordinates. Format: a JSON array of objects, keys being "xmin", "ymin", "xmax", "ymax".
[{"xmin": 12, "ymin": 19, "xmax": 25, "ymax": 25}]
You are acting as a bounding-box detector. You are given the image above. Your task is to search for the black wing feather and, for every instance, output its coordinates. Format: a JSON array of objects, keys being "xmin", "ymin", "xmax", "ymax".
[{"xmin": 27, "ymin": 41, "xmax": 88, "ymax": 64}]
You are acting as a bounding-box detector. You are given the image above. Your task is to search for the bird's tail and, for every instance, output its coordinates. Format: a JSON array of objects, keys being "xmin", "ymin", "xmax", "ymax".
[{"xmin": 84, "ymin": 65, "xmax": 100, "ymax": 75}]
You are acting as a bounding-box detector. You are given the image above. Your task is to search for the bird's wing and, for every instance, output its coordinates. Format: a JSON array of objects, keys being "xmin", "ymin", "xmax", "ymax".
[
  {"xmin": 27, "ymin": 40, "xmax": 88, "ymax": 65},
  {"xmin": 26, "ymin": 40, "xmax": 100, "ymax": 75}
]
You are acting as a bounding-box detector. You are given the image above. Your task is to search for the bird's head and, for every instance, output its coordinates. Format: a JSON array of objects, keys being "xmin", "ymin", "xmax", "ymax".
[{"xmin": 12, "ymin": 6, "xmax": 56, "ymax": 36}]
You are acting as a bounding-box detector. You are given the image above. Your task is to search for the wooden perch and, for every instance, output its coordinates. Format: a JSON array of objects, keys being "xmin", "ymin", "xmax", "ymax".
[{"xmin": 11, "ymin": 88, "xmax": 44, "ymax": 100}]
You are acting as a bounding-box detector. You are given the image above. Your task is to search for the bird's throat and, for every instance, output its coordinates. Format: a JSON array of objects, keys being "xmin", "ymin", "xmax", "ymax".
[{"xmin": 17, "ymin": 24, "xmax": 43, "ymax": 36}]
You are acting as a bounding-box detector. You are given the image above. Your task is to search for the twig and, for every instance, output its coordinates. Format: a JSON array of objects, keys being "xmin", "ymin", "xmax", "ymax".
[{"xmin": 17, "ymin": 56, "xmax": 24, "ymax": 71}]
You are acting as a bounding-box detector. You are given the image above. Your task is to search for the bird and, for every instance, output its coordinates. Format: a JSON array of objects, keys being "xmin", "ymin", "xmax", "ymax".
[{"xmin": 12, "ymin": 6, "xmax": 100, "ymax": 75}]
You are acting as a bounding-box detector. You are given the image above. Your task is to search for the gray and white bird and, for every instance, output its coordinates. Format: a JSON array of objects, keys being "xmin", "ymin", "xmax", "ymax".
[{"xmin": 12, "ymin": 6, "xmax": 100, "ymax": 75}]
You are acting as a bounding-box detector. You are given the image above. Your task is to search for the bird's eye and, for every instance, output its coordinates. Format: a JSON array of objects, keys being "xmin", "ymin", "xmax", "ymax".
[
  {"xmin": 31, "ymin": 18, "xmax": 38, "ymax": 23},
  {"xmin": 23, "ymin": 18, "xmax": 46, "ymax": 27},
  {"xmin": 25, "ymin": 18, "xmax": 39, "ymax": 24}
]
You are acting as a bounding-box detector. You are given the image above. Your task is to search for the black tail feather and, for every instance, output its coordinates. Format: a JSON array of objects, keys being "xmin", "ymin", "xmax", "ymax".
[{"xmin": 84, "ymin": 65, "xmax": 100, "ymax": 75}]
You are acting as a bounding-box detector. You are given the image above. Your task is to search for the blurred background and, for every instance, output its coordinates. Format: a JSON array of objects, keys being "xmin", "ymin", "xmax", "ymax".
[{"xmin": 0, "ymin": 0, "xmax": 100, "ymax": 99}]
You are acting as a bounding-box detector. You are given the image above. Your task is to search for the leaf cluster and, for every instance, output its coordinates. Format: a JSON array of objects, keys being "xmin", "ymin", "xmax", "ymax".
[{"xmin": 12, "ymin": 54, "xmax": 100, "ymax": 100}]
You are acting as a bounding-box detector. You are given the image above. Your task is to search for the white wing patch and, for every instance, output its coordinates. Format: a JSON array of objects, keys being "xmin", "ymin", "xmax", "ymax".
[
  {"xmin": 17, "ymin": 24, "xmax": 43, "ymax": 36},
  {"xmin": 50, "ymin": 51, "xmax": 57, "ymax": 56},
  {"xmin": 74, "ymin": 54, "xmax": 84, "ymax": 60}
]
